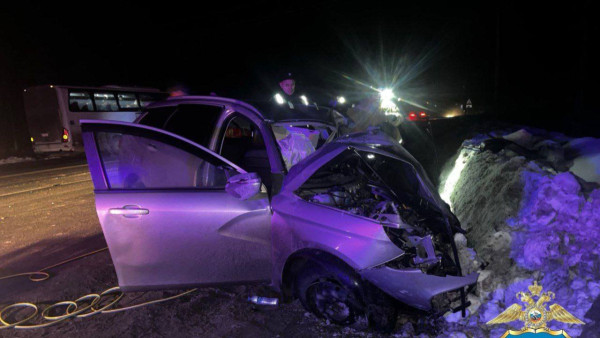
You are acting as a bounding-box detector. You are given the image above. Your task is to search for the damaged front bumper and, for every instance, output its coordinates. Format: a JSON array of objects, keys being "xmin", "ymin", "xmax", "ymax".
[{"xmin": 359, "ymin": 266, "xmax": 478, "ymax": 311}]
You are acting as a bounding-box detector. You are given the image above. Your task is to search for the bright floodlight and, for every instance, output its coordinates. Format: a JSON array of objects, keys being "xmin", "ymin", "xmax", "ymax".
[
  {"xmin": 300, "ymin": 95, "xmax": 309, "ymax": 105},
  {"xmin": 274, "ymin": 93, "xmax": 285, "ymax": 104},
  {"xmin": 379, "ymin": 88, "xmax": 398, "ymax": 112},
  {"xmin": 380, "ymin": 88, "xmax": 394, "ymax": 102},
  {"xmin": 337, "ymin": 96, "xmax": 346, "ymax": 104}
]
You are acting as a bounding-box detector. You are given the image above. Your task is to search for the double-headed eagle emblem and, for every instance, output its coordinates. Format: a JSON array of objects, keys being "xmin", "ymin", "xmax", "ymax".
[{"xmin": 487, "ymin": 281, "xmax": 584, "ymax": 336}]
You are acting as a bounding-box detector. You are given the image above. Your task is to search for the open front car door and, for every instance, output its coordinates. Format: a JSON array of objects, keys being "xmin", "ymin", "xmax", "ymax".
[{"xmin": 81, "ymin": 120, "xmax": 271, "ymax": 291}]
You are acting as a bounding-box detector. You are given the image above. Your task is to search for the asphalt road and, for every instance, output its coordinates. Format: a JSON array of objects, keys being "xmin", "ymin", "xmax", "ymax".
[{"xmin": 0, "ymin": 158, "xmax": 106, "ymax": 283}]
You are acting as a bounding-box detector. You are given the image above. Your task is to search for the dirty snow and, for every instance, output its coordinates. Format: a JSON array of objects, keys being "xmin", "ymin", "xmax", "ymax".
[
  {"xmin": 438, "ymin": 128, "xmax": 600, "ymax": 337},
  {"xmin": 565, "ymin": 137, "xmax": 600, "ymax": 184},
  {"xmin": 0, "ymin": 156, "xmax": 35, "ymax": 165}
]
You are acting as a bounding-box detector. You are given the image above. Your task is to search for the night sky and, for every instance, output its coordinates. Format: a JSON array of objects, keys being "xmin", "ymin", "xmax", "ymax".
[{"xmin": 1, "ymin": 1, "xmax": 598, "ymax": 157}]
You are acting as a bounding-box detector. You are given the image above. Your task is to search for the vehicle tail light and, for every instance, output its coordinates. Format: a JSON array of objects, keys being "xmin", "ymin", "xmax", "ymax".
[
  {"xmin": 408, "ymin": 112, "xmax": 417, "ymax": 121},
  {"xmin": 419, "ymin": 111, "xmax": 427, "ymax": 119},
  {"xmin": 226, "ymin": 127, "xmax": 243, "ymax": 138},
  {"xmin": 62, "ymin": 128, "xmax": 69, "ymax": 142}
]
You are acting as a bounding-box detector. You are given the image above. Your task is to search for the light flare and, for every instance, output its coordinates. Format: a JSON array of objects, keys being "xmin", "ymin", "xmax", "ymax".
[
  {"xmin": 440, "ymin": 149, "xmax": 472, "ymax": 210},
  {"xmin": 274, "ymin": 93, "xmax": 285, "ymax": 104},
  {"xmin": 300, "ymin": 95, "xmax": 309, "ymax": 105}
]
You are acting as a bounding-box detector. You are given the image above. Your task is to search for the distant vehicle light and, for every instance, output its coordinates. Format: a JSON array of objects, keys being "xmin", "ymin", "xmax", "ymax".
[
  {"xmin": 274, "ymin": 93, "xmax": 285, "ymax": 104},
  {"xmin": 337, "ymin": 96, "xmax": 346, "ymax": 104},
  {"xmin": 62, "ymin": 128, "xmax": 69, "ymax": 142},
  {"xmin": 408, "ymin": 112, "xmax": 417, "ymax": 121},
  {"xmin": 300, "ymin": 95, "xmax": 309, "ymax": 105},
  {"xmin": 419, "ymin": 111, "xmax": 427, "ymax": 118},
  {"xmin": 30, "ymin": 137, "xmax": 34, "ymax": 143},
  {"xmin": 444, "ymin": 108, "xmax": 463, "ymax": 118}
]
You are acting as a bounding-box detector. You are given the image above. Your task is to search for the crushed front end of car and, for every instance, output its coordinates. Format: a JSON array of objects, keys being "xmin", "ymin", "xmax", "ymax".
[{"xmin": 274, "ymin": 129, "xmax": 478, "ymax": 315}]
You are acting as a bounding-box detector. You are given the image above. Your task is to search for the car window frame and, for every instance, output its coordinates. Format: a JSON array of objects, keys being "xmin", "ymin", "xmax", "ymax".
[{"xmin": 217, "ymin": 112, "xmax": 265, "ymax": 155}]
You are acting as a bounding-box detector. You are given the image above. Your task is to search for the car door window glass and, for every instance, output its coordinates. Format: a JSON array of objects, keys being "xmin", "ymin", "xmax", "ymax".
[
  {"xmin": 163, "ymin": 104, "xmax": 223, "ymax": 148},
  {"xmin": 138, "ymin": 106, "xmax": 177, "ymax": 128},
  {"xmin": 96, "ymin": 130, "xmax": 232, "ymax": 190}
]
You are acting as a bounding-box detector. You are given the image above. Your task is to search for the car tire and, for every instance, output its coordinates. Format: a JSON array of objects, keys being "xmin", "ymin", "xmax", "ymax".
[
  {"xmin": 293, "ymin": 260, "xmax": 397, "ymax": 332},
  {"xmin": 294, "ymin": 262, "xmax": 363, "ymax": 326}
]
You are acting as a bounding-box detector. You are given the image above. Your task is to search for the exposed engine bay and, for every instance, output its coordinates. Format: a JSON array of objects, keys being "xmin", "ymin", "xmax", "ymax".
[{"xmin": 296, "ymin": 148, "xmax": 461, "ymax": 276}]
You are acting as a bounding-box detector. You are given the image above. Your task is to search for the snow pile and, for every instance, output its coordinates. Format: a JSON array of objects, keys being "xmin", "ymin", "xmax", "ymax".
[
  {"xmin": 565, "ymin": 137, "xmax": 600, "ymax": 184},
  {"xmin": 0, "ymin": 156, "xmax": 35, "ymax": 165},
  {"xmin": 437, "ymin": 128, "xmax": 600, "ymax": 337}
]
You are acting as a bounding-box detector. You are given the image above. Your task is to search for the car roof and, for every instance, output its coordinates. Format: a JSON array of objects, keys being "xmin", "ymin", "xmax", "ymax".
[{"xmin": 147, "ymin": 95, "xmax": 336, "ymax": 125}]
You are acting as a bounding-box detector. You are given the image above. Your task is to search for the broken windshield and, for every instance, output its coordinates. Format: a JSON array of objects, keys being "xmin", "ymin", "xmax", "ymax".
[{"xmin": 271, "ymin": 122, "xmax": 336, "ymax": 170}]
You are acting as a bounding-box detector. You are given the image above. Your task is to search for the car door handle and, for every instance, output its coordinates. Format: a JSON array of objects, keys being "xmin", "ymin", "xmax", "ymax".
[{"xmin": 109, "ymin": 207, "xmax": 149, "ymax": 216}]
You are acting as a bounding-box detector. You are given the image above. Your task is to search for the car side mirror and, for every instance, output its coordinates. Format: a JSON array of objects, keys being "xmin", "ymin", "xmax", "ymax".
[{"xmin": 225, "ymin": 172, "xmax": 262, "ymax": 200}]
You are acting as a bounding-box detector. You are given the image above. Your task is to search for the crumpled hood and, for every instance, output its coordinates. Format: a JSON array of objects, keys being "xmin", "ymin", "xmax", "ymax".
[{"xmin": 283, "ymin": 129, "xmax": 452, "ymax": 219}]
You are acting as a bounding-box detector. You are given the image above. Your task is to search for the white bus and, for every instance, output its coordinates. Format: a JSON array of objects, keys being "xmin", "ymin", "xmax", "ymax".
[{"xmin": 23, "ymin": 85, "xmax": 167, "ymax": 153}]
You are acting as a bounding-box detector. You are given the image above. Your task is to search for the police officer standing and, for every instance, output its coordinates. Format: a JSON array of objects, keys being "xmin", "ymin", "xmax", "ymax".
[
  {"xmin": 272, "ymin": 72, "xmax": 315, "ymax": 107},
  {"xmin": 279, "ymin": 72, "xmax": 296, "ymax": 98}
]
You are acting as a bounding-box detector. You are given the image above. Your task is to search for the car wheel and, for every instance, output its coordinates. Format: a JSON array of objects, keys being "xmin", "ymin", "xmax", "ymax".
[
  {"xmin": 293, "ymin": 260, "xmax": 398, "ymax": 332},
  {"xmin": 295, "ymin": 264, "xmax": 363, "ymax": 326}
]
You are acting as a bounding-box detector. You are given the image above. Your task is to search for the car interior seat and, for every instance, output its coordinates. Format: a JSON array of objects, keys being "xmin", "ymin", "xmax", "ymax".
[{"xmin": 241, "ymin": 131, "xmax": 272, "ymax": 189}]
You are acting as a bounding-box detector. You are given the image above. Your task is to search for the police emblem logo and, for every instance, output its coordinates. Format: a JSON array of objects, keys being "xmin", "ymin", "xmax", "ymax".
[{"xmin": 486, "ymin": 281, "xmax": 584, "ymax": 337}]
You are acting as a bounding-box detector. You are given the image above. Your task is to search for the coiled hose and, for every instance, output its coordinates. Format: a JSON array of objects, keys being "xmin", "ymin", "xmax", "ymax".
[{"xmin": 0, "ymin": 247, "xmax": 196, "ymax": 330}]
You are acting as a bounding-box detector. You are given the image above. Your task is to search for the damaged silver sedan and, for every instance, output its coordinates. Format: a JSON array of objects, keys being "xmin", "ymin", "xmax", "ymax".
[{"xmin": 81, "ymin": 96, "xmax": 477, "ymax": 331}]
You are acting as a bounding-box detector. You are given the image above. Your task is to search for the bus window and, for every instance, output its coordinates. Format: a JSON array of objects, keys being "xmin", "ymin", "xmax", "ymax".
[
  {"xmin": 94, "ymin": 92, "xmax": 119, "ymax": 112},
  {"xmin": 139, "ymin": 93, "xmax": 161, "ymax": 108},
  {"xmin": 69, "ymin": 91, "xmax": 94, "ymax": 112},
  {"xmin": 117, "ymin": 93, "xmax": 140, "ymax": 110}
]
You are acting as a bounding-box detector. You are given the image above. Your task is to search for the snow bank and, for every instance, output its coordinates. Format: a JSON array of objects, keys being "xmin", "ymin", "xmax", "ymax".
[
  {"xmin": 437, "ymin": 128, "xmax": 600, "ymax": 337},
  {"xmin": 565, "ymin": 137, "xmax": 600, "ymax": 184},
  {"xmin": 0, "ymin": 156, "xmax": 35, "ymax": 165}
]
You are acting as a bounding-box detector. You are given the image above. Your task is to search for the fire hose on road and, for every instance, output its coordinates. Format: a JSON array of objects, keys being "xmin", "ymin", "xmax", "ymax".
[{"xmin": 0, "ymin": 247, "xmax": 197, "ymax": 330}]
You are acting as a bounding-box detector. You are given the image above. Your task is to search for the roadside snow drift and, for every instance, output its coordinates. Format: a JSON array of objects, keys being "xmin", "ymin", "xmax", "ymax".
[
  {"xmin": 437, "ymin": 128, "xmax": 600, "ymax": 337},
  {"xmin": 0, "ymin": 156, "xmax": 34, "ymax": 165}
]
